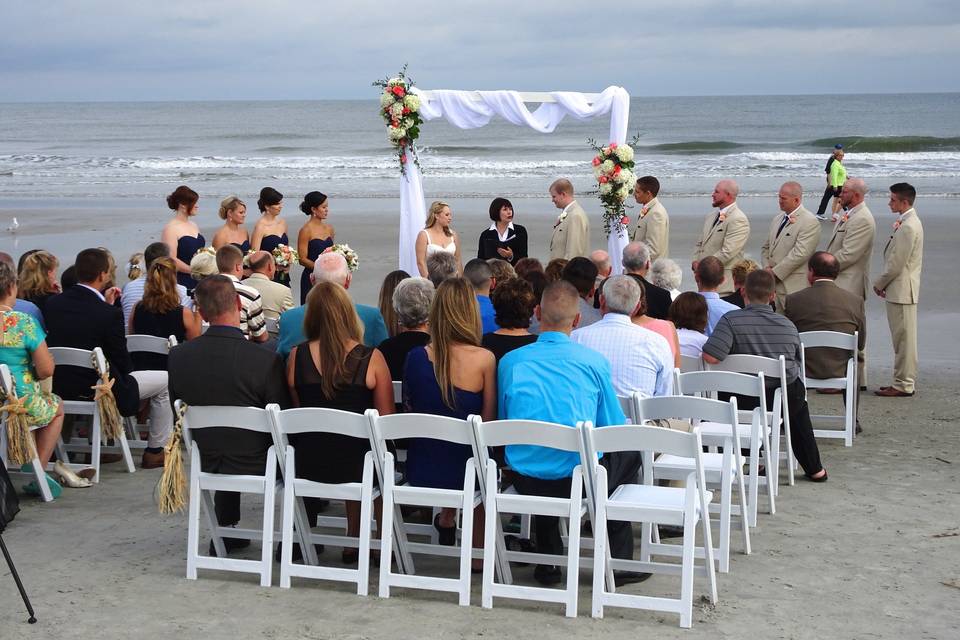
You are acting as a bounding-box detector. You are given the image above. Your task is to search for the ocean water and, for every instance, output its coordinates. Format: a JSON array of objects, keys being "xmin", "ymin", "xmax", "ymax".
[{"xmin": 1, "ymin": 93, "xmax": 959, "ymax": 204}]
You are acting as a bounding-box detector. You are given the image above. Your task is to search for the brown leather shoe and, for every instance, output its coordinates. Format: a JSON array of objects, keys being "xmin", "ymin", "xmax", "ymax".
[
  {"xmin": 141, "ymin": 450, "xmax": 165, "ymax": 469},
  {"xmin": 100, "ymin": 453, "xmax": 124, "ymax": 464},
  {"xmin": 816, "ymin": 388, "xmax": 844, "ymax": 395},
  {"xmin": 874, "ymin": 387, "xmax": 914, "ymax": 397}
]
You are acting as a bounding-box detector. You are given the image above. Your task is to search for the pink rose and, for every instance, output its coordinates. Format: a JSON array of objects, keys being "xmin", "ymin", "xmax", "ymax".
[
  {"xmin": 609, "ymin": 142, "xmax": 618, "ymax": 150},
  {"xmin": 400, "ymin": 154, "xmax": 407, "ymax": 164},
  {"xmin": 613, "ymin": 164, "xmax": 622, "ymax": 175},
  {"xmin": 599, "ymin": 176, "xmax": 609, "ymax": 184},
  {"xmin": 592, "ymin": 157, "xmax": 601, "ymax": 167},
  {"xmin": 620, "ymin": 216, "xmax": 629, "ymax": 225},
  {"xmin": 392, "ymin": 86, "xmax": 406, "ymax": 97}
]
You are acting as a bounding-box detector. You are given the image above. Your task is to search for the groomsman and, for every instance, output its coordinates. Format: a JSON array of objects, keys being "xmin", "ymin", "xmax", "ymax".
[
  {"xmin": 761, "ymin": 181, "xmax": 821, "ymax": 312},
  {"xmin": 873, "ymin": 183, "xmax": 924, "ymax": 397},
  {"xmin": 825, "ymin": 177, "xmax": 876, "ymax": 387},
  {"xmin": 692, "ymin": 179, "xmax": 750, "ymax": 295},
  {"xmin": 630, "ymin": 176, "xmax": 669, "ymax": 261},
  {"xmin": 548, "ymin": 178, "xmax": 589, "ymax": 260}
]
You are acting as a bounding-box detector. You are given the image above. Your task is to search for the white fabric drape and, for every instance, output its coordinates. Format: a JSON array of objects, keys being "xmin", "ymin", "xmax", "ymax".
[{"xmin": 397, "ymin": 86, "xmax": 631, "ymax": 273}]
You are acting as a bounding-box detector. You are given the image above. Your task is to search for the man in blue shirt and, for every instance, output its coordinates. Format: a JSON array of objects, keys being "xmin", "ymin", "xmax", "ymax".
[
  {"xmin": 696, "ymin": 256, "xmax": 739, "ymax": 335},
  {"xmin": 499, "ymin": 280, "xmax": 643, "ymax": 586},
  {"xmin": 464, "ymin": 258, "xmax": 499, "ymax": 334},
  {"xmin": 276, "ymin": 252, "xmax": 387, "ymax": 358}
]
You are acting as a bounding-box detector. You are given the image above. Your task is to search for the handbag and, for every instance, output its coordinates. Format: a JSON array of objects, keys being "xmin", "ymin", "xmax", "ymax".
[{"xmin": 0, "ymin": 462, "xmax": 20, "ymax": 532}]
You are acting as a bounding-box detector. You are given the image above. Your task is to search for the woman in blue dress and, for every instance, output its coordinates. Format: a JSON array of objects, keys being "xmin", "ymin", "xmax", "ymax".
[
  {"xmin": 251, "ymin": 187, "xmax": 290, "ymax": 287},
  {"xmin": 212, "ymin": 196, "xmax": 250, "ymax": 254},
  {"xmin": 161, "ymin": 185, "xmax": 204, "ymax": 293},
  {"xmin": 296, "ymin": 191, "xmax": 335, "ymax": 304}
]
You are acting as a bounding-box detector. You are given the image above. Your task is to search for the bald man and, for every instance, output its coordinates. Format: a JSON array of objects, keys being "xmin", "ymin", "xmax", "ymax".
[
  {"xmin": 548, "ymin": 178, "xmax": 590, "ymax": 260},
  {"xmin": 761, "ymin": 181, "xmax": 821, "ymax": 312},
  {"xmin": 241, "ymin": 250, "xmax": 294, "ymax": 328},
  {"xmin": 692, "ymin": 179, "xmax": 750, "ymax": 295}
]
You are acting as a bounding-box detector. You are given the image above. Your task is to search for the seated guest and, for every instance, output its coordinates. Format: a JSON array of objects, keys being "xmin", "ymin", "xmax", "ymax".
[
  {"xmin": 426, "ymin": 251, "xmax": 458, "ymax": 289},
  {"xmin": 499, "ymin": 280, "xmax": 644, "ymax": 586},
  {"xmin": 241, "ymin": 250, "xmax": 294, "ymax": 330},
  {"xmin": 277, "ymin": 252, "xmax": 388, "ymax": 359},
  {"xmin": 378, "ymin": 269, "xmax": 410, "ymax": 339},
  {"xmin": 702, "ymin": 269, "xmax": 828, "ymax": 482},
  {"xmin": 403, "ymin": 278, "xmax": 493, "ymax": 556},
  {"xmin": 543, "ymin": 258, "xmax": 567, "ymax": 283},
  {"xmin": 17, "ymin": 250, "xmax": 60, "ymax": 318},
  {"xmin": 287, "ymin": 282, "xmax": 394, "ymax": 559},
  {"xmin": 477, "ymin": 197, "xmax": 528, "ymax": 264},
  {"xmin": 696, "ymin": 256, "xmax": 739, "ymax": 335},
  {"xmin": 129, "ymin": 257, "xmax": 201, "ymax": 369},
  {"xmin": 60, "ymin": 265, "xmax": 78, "ymax": 291},
  {"xmin": 670, "ymin": 292, "xmax": 710, "ymax": 358},
  {"xmin": 523, "ymin": 270, "xmax": 549, "ymax": 335},
  {"xmin": 626, "ymin": 274, "xmax": 682, "ymax": 369},
  {"xmin": 464, "ymin": 258, "xmax": 499, "ymax": 334},
  {"xmin": 486, "ymin": 258, "xmax": 516, "ymax": 285},
  {"xmin": 189, "ymin": 251, "xmax": 219, "ymax": 288},
  {"xmin": 482, "ymin": 277, "xmax": 538, "ymax": 362},
  {"xmin": 650, "ymin": 257, "xmax": 682, "ymax": 300},
  {"xmin": 513, "ymin": 257, "xmax": 543, "ymax": 281},
  {"xmin": 571, "ymin": 275, "xmax": 672, "ymax": 397},
  {"xmin": 122, "ymin": 242, "xmax": 190, "ymax": 330},
  {"xmin": 622, "ymin": 241, "xmax": 672, "ymax": 320},
  {"xmin": 0, "ymin": 252, "xmax": 43, "ymax": 327},
  {"xmin": 721, "ymin": 259, "xmax": 760, "ymax": 308},
  {"xmin": 168, "ymin": 276, "xmax": 290, "ymax": 555},
  {"xmin": 590, "ymin": 249, "xmax": 612, "ymax": 289},
  {"xmin": 216, "ymin": 245, "xmax": 268, "ymax": 343},
  {"xmin": 561, "ymin": 257, "xmax": 601, "ymax": 328},
  {"xmin": 378, "ymin": 277, "xmax": 434, "ymax": 380},
  {"xmin": 44, "ymin": 248, "xmax": 174, "ymax": 469}
]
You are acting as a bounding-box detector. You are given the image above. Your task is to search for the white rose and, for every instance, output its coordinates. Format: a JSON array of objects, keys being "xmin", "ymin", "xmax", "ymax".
[
  {"xmin": 380, "ymin": 92, "xmax": 394, "ymax": 108},
  {"xmin": 403, "ymin": 94, "xmax": 420, "ymax": 111},
  {"xmin": 389, "ymin": 126, "xmax": 407, "ymax": 141},
  {"xmin": 616, "ymin": 186, "xmax": 631, "ymax": 201},
  {"xmin": 387, "ymin": 77, "xmax": 402, "ymax": 87},
  {"xmin": 600, "ymin": 160, "xmax": 615, "ymax": 174},
  {"xmin": 615, "ymin": 145, "xmax": 634, "ymax": 163},
  {"xmin": 390, "ymin": 103, "xmax": 404, "ymax": 118},
  {"xmin": 599, "ymin": 183, "xmax": 613, "ymax": 196}
]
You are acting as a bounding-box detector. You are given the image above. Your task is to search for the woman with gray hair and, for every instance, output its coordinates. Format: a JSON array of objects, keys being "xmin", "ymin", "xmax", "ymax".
[
  {"xmin": 377, "ymin": 277, "xmax": 434, "ymax": 380},
  {"xmin": 650, "ymin": 257, "xmax": 683, "ymax": 300}
]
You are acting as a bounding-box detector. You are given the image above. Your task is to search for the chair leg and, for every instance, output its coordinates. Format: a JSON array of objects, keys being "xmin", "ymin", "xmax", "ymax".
[
  {"xmin": 117, "ymin": 430, "xmax": 135, "ymax": 474},
  {"xmin": 186, "ymin": 462, "xmax": 201, "ymax": 580},
  {"xmin": 259, "ymin": 454, "xmax": 277, "ymax": 587},
  {"xmin": 90, "ymin": 415, "xmax": 101, "ymax": 483},
  {"xmin": 200, "ymin": 490, "xmax": 225, "ymax": 558},
  {"xmin": 378, "ymin": 456, "xmax": 395, "ymax": 598},
  {"xmin": 679, "ymin": 510, "xmax": 696, "ymax": 629},
  {"xmin": 735, "ymin": 465, "xmax": 752, "ymax": 556},
  {"xmin": 357, "ymin": 457, "xmax": 374, "ymax": 597},
  {"xmin": 279, "ymin": 457, "xmax": 296, "ymax": 589},
  {"xmin": 481, "ymin": 465, "xmax": 497, "ymax": 609},
  {"xmin": 591, "ymin": 467, "xmax": 608, "ymax": 619},
  {"xmin": 30, "ymin": 456, "xmax": 53, "ymax": 502},
  {"xmin": 563, "ymin": 470, "xmax": 582, "ymax": 618},
  {"xmin": 718, "ymin": 468, "xmax": 731, "ymax": 573},
  {"xmin": 747, "ymin": 442, "xmax": 759, "ymax": 528}
]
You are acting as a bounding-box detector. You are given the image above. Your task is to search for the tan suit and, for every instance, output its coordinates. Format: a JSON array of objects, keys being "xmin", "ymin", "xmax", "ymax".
[
  {"xmin": 824, "ymin": 203, "xmax": 876, "ymax": 300},
  {"xmin": 549, "ymin": 200, "xmax": 589, "ymax": 260},
  {"xmin": 873, "ymin": 209, "xmax": 923, "ymax": 393},
  {"xmin": 761, "ymin": 205, "xmax": 822, "ymax": 311},
  {"xmin": 692, "ymin": 203, "xmax": 750, "ymax": 295},
  {"xmin": 784, "ymin": 280, "xmax": 866, "ymax": 380},
  {"xmin": 241, "ymin": 272, "xmax": 294, "ymax": 327},
  {"xmin": 630, "ymin": 197, "xmax": 669, "ymax": 261}
]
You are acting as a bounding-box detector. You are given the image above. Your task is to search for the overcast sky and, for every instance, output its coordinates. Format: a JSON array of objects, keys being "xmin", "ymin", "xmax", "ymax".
[{"xmin": 2, "ymin": 1, "xmax": 958, "ymax": 102}]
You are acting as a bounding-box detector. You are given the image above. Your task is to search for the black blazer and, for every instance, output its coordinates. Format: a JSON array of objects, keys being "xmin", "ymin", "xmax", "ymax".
[
  {"xmin": 639, "ymin": 276, "xmax": 673, "ymax": 321},
  {"xmin": 44, "ymin": 285, "xmax": 140, "ymax": 416},
  {"xmin": 167, "ymin": 325, "xmax": 290, "ymax": 474},
  {"xmin": 477, "ymin": 224, "xmax": 528, "ymax": 265}
]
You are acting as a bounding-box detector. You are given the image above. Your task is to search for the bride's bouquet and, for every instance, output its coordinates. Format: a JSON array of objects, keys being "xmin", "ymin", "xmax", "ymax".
[
  {"xmin": 272, "ymin": 244, "xmax": 299, "ymax": 270},
  {"xmin": 589, "ymin": 138, "xmax": 638, "ymax": 236},
  {"xmin": 373, "ymin": 64, "xmax": 423, "ymax": 174},
  {"xmin": 324, "ymin": 243, "xmax": 359, "ymax": 272}
]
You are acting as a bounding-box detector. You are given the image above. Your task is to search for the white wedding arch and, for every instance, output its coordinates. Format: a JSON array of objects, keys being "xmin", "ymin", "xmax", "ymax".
[{"xmin": 396, "ymin": 85, "xmax": 632, "ymax": 275}]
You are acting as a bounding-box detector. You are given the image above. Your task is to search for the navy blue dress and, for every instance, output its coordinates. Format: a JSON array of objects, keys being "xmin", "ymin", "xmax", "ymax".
[
  {"xmin": 231, "ymin": 239, "xmax": 251, "ymax": 254},
  {"xmin": 259, "ymin": 232, "xmax": 290, "ymax": 287},
  {"xmin": 300, "ymin": 237, "xmax": 334, "ymax": 304},
  {"xmin": 402, "ymin": 346, "xmax": 483, "ymax": 490},
  {"xmin": 176, "ymin": 233, "xmax": 205, "ymax": 293}
]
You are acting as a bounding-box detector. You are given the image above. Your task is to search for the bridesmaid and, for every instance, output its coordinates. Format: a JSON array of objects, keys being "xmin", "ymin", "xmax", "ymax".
[
  {"xmin": 296, "ymin": 191, "xmax": 334, "ymax": 304},
  {"xmin": 160, "ymin": 185, "xmax": 204, "ymax": 293},
  {"xmin": 251, "ymin": 186, "xmax": 290, "ymax": 286},
  {"xmin": 212, "ymin": 196, "xmax": 250, "ymax": 254}
]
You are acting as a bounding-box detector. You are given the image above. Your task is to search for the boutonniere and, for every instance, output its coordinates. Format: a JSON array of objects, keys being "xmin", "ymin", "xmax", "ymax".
[
  {"xmin": 554, "ymin": 211, "xmax": 568, "ymax": 229},
  {"xmin": 893, "ymin": 218, "xmax": 903, "ymax": 231},
  {"xmin": 788, "ymin": 213, "xmax": 797, "ymax": 224},
  {"xmin": 640, "ymin": 205, "xmax": 650, "ymax": 218},
  {"xmin": 840, "ymin": 212, "xmax": 850, "ymax": 223},
  {"xmin": 717, "ymin": 212, "xmax": 726, "ymax": 224}
]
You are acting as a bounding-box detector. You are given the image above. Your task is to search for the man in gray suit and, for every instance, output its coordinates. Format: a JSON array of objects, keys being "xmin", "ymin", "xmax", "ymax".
[{"xmin": 548, "ymin": 178, "xmax": 590, "ymax": 260}]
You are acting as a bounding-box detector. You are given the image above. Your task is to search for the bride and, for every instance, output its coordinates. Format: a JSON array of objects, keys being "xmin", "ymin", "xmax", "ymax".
[{"xmin": 415, "ymin": 200, "xmax": 462, "ymax": 277}]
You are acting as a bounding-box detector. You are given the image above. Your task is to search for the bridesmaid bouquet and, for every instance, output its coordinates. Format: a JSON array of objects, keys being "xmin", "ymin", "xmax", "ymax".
[
  {"xmin": 272, "ymin": 244, "xmax": 299, "ymax": 270},
  {"xmin": 324, "ymin": 243, "xmax": 359, "ymax": 272},
  {"xmin": 588, "ymin": 137, "xmax": 639, "ymax": 236}
]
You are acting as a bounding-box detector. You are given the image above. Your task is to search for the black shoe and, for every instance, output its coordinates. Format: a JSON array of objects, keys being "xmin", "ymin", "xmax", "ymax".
[
  {"xmin": 274, "ymin": 542, "xmax": 325, "ymax": 563},
  {"xmin": 208, "ymin": 537, "xmax": 250, "ymax": 557},
  {"xmin": 614, "ymin": 570, "xmax": 653, "ymax": 587},
  {"xmin": 434, "ymin": 514, "xmax": 456, "ymax": 546},
  {"xmin": 855, "ymin": 422, "xmax": 863, "ymax": 435},
  {"xmin": 504, "ymin": 535, "xmax": 536, "ymax": 567},
  {"xmin": 533, "ymin": 564, "xmax": 563, "ymax": 586},
  {"xmin": 658, "ymin": 525, "xmax": 685, "ymax": 539},
  {"xmin": 805, "ymin": 470, "xmax": 828, "ymax": 483}
]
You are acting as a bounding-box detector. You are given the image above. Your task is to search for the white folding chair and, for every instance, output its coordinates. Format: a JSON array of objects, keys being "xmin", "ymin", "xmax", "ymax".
[
  {"xmin": 800, "ymin": 330, "xmax": 858, "ymax": 447},
  {"xmin": 392, "ymin": 380, "xmax": 402, "ymax": 406},
  {"xmin": 123, "ymin": 334, "xmax": 178, "ymax": 449},
  {"xmin": 179, "ymin": 401, "xmax": 278, "ymax": 587},
  {"xmin": 49, "ymin": 346, "xmax": 135, "ymax": 482},
  {"xmin": 582, "ymin": 417, "xmax": 718, "ymax": 628},
  {"xmin": 680, "ymin": 354, "xmax": 703, "ymax": 373},
  {"xmin": 0, "ymin": 364, "xmax": 53, "ymax": 502},
  {"xmin": 371, "ymin": 412, "xmax": 479, "ymax": 606},
  {"xmin": 264, "ymin": 317, "xmax": 280, "ymax": 335},
  {"xmin": 674, "ymin": 369, "xmax": 776, "ymax": 526}
]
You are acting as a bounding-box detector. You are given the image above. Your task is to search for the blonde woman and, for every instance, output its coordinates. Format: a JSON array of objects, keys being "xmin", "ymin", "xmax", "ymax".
[
  {"xmin": 415, "ymin": 200, "xmax": 462, "ymax": 278},
  {"xmin": 18, "ymin": 250, "xmax": 60, "ymax": 315},
  {"xmin": 212, "ymin": 196, "xmax": 251, "ymax": 254}
]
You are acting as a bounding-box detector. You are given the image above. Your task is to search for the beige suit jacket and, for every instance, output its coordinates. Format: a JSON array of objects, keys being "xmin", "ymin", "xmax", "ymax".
[
  {"xmin": 241, "ymin": 272, "xmax": 294, "ymax": 323},
  {"xmin": 549, "ymin": 200, "xmax": 590, "ymax": 260},
  {"xmin": 692, "ymin": 203, "xmax": 750, "ymax": 294},
  {"xmin": 630, "ymin": 197, "xmax": 669, "ymax": 261},
  {"xmin": 873, "ymin": 209, "xmax": 923, "ymax": 304},
  {"xmin": 761, "ymin": 205, "xmax": 822, "ymax": 297},
  {"xmin": 824, "ymin": 203, "xmax": 876, "ymax": 299}
]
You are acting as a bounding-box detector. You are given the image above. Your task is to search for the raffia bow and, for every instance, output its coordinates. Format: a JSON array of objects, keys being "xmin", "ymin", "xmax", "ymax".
[
  {"xmin": 158, "ymin": 402, "xmax": 188, "ymax": 514},
  {"xmin": 90, "ymin": 354, "xmax": 123, "ymax": 440},
  {"xmin": 1, "ymin": 391, "xmax": 37, "ymax": 466}
]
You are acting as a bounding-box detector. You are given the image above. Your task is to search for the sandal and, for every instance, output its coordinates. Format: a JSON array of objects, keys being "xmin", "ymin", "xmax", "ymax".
[
  {"xmin": 53, "ymin": 461, "xmax": 93, "ymax": 488},
  {"xmin": 22, "ymin": 472, "xmax": 63, "ymax": 499}
]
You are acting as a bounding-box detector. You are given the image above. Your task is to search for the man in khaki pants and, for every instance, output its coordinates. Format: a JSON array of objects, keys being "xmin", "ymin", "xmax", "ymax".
[
  {"xmin": 873, "ymin": 183, "xmax": 924, "ymax": 397},
  {"xmin": 761, "ymin": 181, "xmax": 821, "ymax": 312}
]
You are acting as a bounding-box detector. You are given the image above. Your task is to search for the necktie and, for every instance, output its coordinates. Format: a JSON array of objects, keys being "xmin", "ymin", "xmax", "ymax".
[
  {"xmin": 776, "ymin": 214, "xmax": 790, "ymax": 237},
  {"xmin": 712, "ymin": 211, "xmax": 722, "ymax": 227}
]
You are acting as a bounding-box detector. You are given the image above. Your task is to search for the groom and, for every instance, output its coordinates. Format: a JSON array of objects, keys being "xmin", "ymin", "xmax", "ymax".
[{"xmin": 548, "ymin": 178, "xmax": 589, "ymax": 260}]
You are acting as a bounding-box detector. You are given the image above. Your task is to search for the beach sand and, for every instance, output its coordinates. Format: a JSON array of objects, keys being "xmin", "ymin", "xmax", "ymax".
[{"xmin": 0, "ymin": 194, "xmax": 958, "ymax": 637}]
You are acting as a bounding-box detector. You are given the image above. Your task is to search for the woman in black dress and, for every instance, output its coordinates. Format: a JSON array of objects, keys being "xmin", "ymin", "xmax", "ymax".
[
  {"xmin": 476, "ymin": 197, "xmax": 528, "ymax": 265},
  {"xmin": 129, "ymin": 257, "xmax": 201, "ymax": 369},
  {"xmin": 377, "ymin": 276, "xmax": 433, "ymax": 380},
  {"xmin": 481, "ymin": 277, "xmax": 538, "ymax": 361}
]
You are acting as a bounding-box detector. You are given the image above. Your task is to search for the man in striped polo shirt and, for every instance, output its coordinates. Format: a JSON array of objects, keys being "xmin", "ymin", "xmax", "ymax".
[
  {"xmin": 216, "ymin": 245, "xmax": 268, "ymax": 343},
  {"xmin": 702, "ymin": 269, "xmax": 827, "ymax": 482}
]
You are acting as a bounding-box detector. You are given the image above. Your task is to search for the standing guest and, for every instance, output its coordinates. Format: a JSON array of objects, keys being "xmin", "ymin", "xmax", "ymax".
[
  {"xmin": 378, "ymin": 277, "xmax": 433, "ymax": 380},
  {"xmin": 486, "ymin": 259, "xmax": 516, "ymax": 285},
  {"xmin": 722, "ymin": 259, "xmax": 760, "ymax": 308},
  {"xmin": 670, "ymin": 292, "xmax": 710, "ymax": 358},
  {"xmin": 216, "ymin": 246, "xmax": 268, "ymax": 343},
  {"xmin": 296, "ymin": 191, "xmax": 335, "ymax": 305},
  {"xmin": 513, "ymin": 257, "xmax": 543, "ymax": 281},
  {"xmin": 544, "ymin": 258, "xmax": 568, "ymax": 283},
  {"xmin": 0, "ymin": 252, "xmax": 43, "ymax": 327},
  {"xmin": 415, "ymin": 201, "xmax": 462, "ymax": 278},
  {"xmin": 242, "ymin": 250, "xmax": 294, "ymax": 328},
  {"xmin": 464, "ymin": 258, "xmax": 499, "ymax": 334},
  {"xmin": 626, "ymin": 273, "xmax": 682, "ymax": 369},
  {"xmin": 622, "ymin": 241, "xmax": 672, "ymax": 320},
  {"xmin": 167, "ymin": 276, "xmax": 290, "ymax": 556},
  {"xmin": 482, "ymin": 277, "xmax": 538, "ymax": 362},
  {"xmin": 212, "ymin": 196, "xmax": 251, "ymax": 254},
  {"xmin": 403, "ymin": 278, "xmax": 493, "ymax": 556},
  {"xmin": 630, "ymin": 176, "xmax": 670, "ymax": 261},
  {"xmin": 378, "ymin": 270, "xmax": 410, "ymax": 339},
  {"xmin": 277, "ymin": 252, "xmax": 387, "ymax": 358},
  {"xmin": 287, "ymin": 282, "xmax": 394, "ymax": 556},
  {"xmin": 477, "ymin": 197, "xmax": 528, "ymax": 264},
  {"xmin": 17, "ymin": 250, "xmax": 60, "ymax": 318},
  {"xmin": 696, "ymin": 256, "xmax": 739, "ymax": 335},
  {"xmin": 129, "ymin": 257, "xmax": 201, "ymax": 369},
  {"xmin": 650, "ymin": 257, "xmax": 682, "ymax": 300},
  {"xmin": 873, "ymin": 183, "xmax": 924, "ymax": 397},
  {"xmin": 45, "ymin": 248, "xmax": 174, "ymax": 469},
  {"xmin": 692, "ymin": 179, "xmax": 750, "ymax": 295},
  {"xmin": 251, "ymin": 187, "xmax": 290, "ymax": 286},
  {"xmin": 560, "ymin": 257, "xmax": 601, "ymax": 328},
  {"xmin": 161, "ymin": 185, "xmax": 204, "ymax": 293},
  {"xmin": 702, "ymin": 270, "xmax": 827, "ymax": 482},
  {"xmin": 816, "ymin": 144, "xmax": 844, "ymax": 220},
  {"xmin": 122, "ymin": 242, "xmax": 190, "ymax": 330},
  {"xmin": 548, "ymin": 179, "xmax": 589, "ymax": 260},
  {"xmin": 761, "ymin": 181, "xmax": 821, "ymax": 312},
  {"xmin": 828, "ymin": 149, "xmax": 847, "ymax": 218},
  {"xmin": 499, "ymin": 280, "xmax": 644, "ymax": 586},
  {"xmin": 426, "ymin": 251, "xmax": 458, "ymax": 289},
  {"xmin": 572, "ymin": 275, "xmax": 673, "ymax": 397}
]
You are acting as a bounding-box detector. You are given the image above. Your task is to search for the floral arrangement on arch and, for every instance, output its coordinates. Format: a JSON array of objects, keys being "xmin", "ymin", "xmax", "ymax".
[
  {"xmin": 588, "ymin": 138, "xmax": 638, "ymax": 236},
  {"xmin": 373, "ymin": 64, "xmax": 423, "ymax": 175},
  {"xmin": 271, "ymin": 244, "xmax": 299, "ymax": 270},
  {"xmin": 324, "ymin": 243, "xmax": 359, "ymax": 272}
]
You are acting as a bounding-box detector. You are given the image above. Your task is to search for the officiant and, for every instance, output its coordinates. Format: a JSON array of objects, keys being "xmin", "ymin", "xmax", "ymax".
[{"xmin": 476, "ymin": 197, "xmax": 528, "ymax": 265}]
